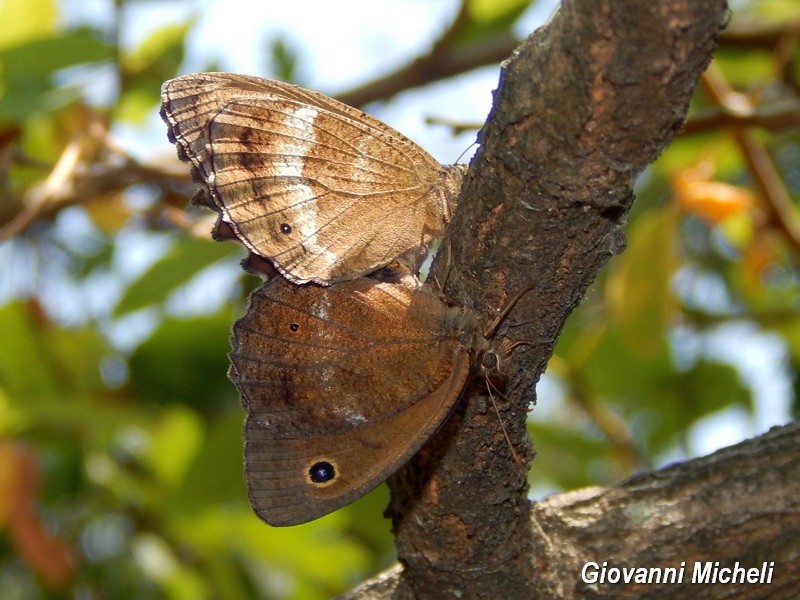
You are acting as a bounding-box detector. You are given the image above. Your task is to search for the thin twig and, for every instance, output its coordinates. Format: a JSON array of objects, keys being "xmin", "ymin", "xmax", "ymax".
[
  {"xmin": 699, "ymin": 65, "xmax": 800, "ymax": 258},
  {"xmin": 336, "ymin": 0, "xmax": 518, "ymax": 107}
]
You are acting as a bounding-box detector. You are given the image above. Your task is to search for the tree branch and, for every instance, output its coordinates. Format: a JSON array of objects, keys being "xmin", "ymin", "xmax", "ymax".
[
  {"xmin": 378, "ymin": 0, "xmax": 728, "ymax": 597},
  {"xmin": 341, "ymin": 422, "xmax": 800, "ymax": 599},
  {"xmin": 336, "ymin": 1, "xmax": 519, "ymax": 107}
]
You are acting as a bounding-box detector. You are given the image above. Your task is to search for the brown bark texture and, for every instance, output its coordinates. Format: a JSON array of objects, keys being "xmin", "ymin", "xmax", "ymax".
[
  {"xmin": 344, "ymin": 0, "xmax": 746, "ymax": 598},
  {"xmin": 343, "ymin": 422, "xmax": 800, "ymax": 599}
]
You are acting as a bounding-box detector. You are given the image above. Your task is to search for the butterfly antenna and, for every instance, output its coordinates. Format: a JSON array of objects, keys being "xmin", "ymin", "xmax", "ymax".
[
  {"xmin": 484, "ymin": 364, "xmax": 530, "ymax": 412},
  {"xmin": 484, "ymin": 286, "xmax": 536, "ymax": 339},
  {"xmin": 506, "ymin": 339, "xmax": 540, "ymax": 353},
  {"xmin": 456, "ymin": 141, "xmax": 478, "ymax": 164},
  {"xmin": 484, "ymin": 378, "xmax": 524, "ymax": 469}
]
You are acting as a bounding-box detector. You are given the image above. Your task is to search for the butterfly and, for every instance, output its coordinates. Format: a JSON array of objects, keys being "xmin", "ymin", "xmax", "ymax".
[
  {"xmin": 228, "ymin": 271, "xmax": 494, "ymax": 526},
  {"xmin": 161, "ymin": 73, "xmax": 466, "ymax": 285}
]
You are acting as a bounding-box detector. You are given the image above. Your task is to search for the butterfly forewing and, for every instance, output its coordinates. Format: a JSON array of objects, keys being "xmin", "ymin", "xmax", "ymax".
[
  {"xmin": 161, "ymin": 72, "xmax": 465, "ymax": 284},
  {"xmin": 208, "ymin": 96, "xmax": 452, "ymax": 283},
  {"xmin": 161, "ymin": 74, "xmax": 268, "ymax": 182}
]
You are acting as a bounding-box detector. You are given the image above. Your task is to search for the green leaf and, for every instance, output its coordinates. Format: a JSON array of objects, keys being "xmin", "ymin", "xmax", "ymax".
[
  {"xmin": 0, "ymin": 28, "xmax": 112, "ymax": 121},
  {"xmin": 115, "ymin": 86, "xmax": 160, "ymax": 123},
  {"xmin": 144, "ymin": 405, "xmax": 204, "ymax": 489},
  {"xmin": 113, "ymin": 238, "xmax": 239, "ymax": 316},
  {"xmin": 268, "ymin": 37, "xmax": 299, "ymax": 82},
  {"xmin": 0, "ymin": 302, "xmax": 59, "ymax": 401},
  {"xmin": 127, "ymin": 312, "xmax": 234, "ymax": 412},
  {"xmin": 713, "ymin": 47, "xmax": 774, "ymax": 89},
  {"xmin": 628, "ymin": 359, "xmax": 753, "ymax": 453},
  {"xmin": 527, "ymin": 419, "xmax": 620, "ymax": 491},
  {"xmin": 556, "ymin": 268, "xmax": 675, "ymax": 407},
  {"xmin": 168, "ymin": 409, "xmax": 246, "ymax": 516},
  {"xmin": 453, "ymin": 0, "xmax": 532, "ymax": 47},
  {"xmin": 0, "ymin": 0, "xmax": 56, "ymax": 50},
  {"xmin": 232, "ymin": 512, "xmax": 372, "ymax": 596},
  {"xmin": 675, "ymin": 360, "xmax": 752, "ymax": 424},
  {"xmin": 122, "ymin": 22, "xmax": 191, "ymax": 75},
  {"xmin": 116, "ymin": 21, "xmax": 190, "ymax": 123},
  {"xmin": 606, "ymin": 205, "xmax": 679, "ymax": 356},
  {"xmin": 338, "ymin": 485, "xmax": 394, "ymax": 557},
  {"xmin": 0, "ymin": 301, "xmax": 105, "ymax": 403},
  {"xmin": 0, "ymin": 27, "xmax": 110, "ymax": 77},
  {"xmin": 776, "ymin": 317, "xmax": 800, "ymax": 367},
  {"xmin": 467, "ymin": 0, "xmax": 532, "ymax": 23}
]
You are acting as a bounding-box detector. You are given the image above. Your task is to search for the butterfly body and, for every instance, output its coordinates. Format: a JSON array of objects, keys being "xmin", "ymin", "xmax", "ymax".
[{"xmin": 161, "ymin": 73, "xmax": 465, "ymax": 284}]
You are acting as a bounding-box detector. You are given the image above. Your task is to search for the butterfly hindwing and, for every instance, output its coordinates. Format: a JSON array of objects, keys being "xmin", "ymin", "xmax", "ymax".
[
  {"xmin": 229, "ymin": 277, "xmax": 468, "ymax": 437},
  {"xmin": 228, "ymin": 276, "xmax": 472, "ymax": 526}
]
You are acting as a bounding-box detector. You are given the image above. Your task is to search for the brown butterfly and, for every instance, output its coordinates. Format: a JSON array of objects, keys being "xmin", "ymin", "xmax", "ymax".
[
  {"xmin": 228, "ymin": 272, "xmax": 495, "ymax": 526},
  {"xmin": 161, "ymin": 73, "xmax": 466, "ymax": 285}
]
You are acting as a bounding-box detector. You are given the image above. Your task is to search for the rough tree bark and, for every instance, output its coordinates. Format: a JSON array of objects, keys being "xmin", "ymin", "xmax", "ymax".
[
  {"xmin": 334, "ymin": 1, "xmax": 792, "ymax": 598},
  {"xmin": 345, "ymin": 422, "xmax": 800, "ymax": 598}
]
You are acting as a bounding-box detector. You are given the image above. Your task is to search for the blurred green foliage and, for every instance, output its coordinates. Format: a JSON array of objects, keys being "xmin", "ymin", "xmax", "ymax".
[{"xmin": 0, "ymin": 0, "xmax": 797, "ymax": 598}]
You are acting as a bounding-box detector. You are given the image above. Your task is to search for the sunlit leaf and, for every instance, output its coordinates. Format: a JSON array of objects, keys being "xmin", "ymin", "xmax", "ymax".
[
  {"xmin": 115, "ymin": 21, "xmax": 190, "ymax": 123},
  {"xmin": 672, "ymin": 163, "xmax": 755, "ymax": 225},
  {"xmin": 84, "ymin": 193, "xmax": 133, "ymax": 233},
  {"xmin": 467, "ymin": 0, "xmax": 531, "ymax": 24},
  {"xmin": 144, "ymin": 406, "xmax": 203, "ymax": 489},
  {"xmin": 122, "ymin": 22, "xmax": 191, "ymax": 75},
  {"xmin": 452, "ymin": 0, "xmax": 530, "ymax": 46},
  {"xmin": 712, "ymin": 47, "xmax": 774, "ymax": 89},
  {"xmin": 0, "ymin": 0, "xmax": 56, "ymax": 50},
  {"xmin": 132, "ymin": 532, "xmax": 206, "ymax": 599},
  {"xmin": 606, "ymin": 205, "xmax": 679, "ymax": 356},
  {"xmin": 115, "ymin": 87, "xmax": 158, "ymax": 123},
  {"xmin": 731, "ymin": 0, "xmax": 800, "ymax": 23}
]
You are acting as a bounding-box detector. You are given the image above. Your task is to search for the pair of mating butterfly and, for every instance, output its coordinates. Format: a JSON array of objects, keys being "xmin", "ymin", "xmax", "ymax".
[{"xmin": 161, "ymin": 73, "xmax": 508, "ymax": 526}]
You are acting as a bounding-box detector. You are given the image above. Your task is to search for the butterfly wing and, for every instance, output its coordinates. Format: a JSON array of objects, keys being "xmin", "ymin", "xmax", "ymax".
[
  {"xmin": 206, "ymin": 97, "xmax": 454, "ymax": 283},
  {"xmin": 242, "ymin": 364, "xmax": 468, "ymax": 526},
  {"xmin": 161, "ymin": 73, "xmax": 464, "ymax": 284},
  {"xmin": 161, "ymin": 73, "xmax": 273, "ymax": 183},
  {"xmin": 229, "ymin": 276, "xmax": 471, "ymax": 526}
]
